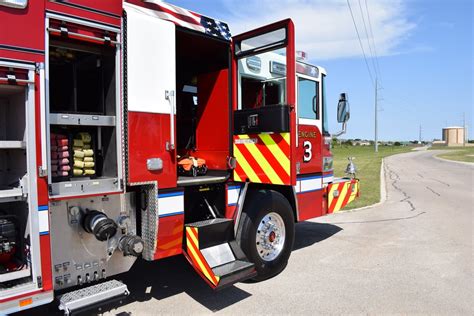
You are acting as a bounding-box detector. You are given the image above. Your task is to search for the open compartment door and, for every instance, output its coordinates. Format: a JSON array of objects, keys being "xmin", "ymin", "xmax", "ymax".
[
  {"xmin": 232, "ymin": 19, "xmax": 296, "ymax": 186},
  {"xmin": 0, "ymin": 62, "xmax": 53, "ymax": 312},
  {"xmin": 124, "ymin": 3, "xmax": 177, "ymax": 188}
]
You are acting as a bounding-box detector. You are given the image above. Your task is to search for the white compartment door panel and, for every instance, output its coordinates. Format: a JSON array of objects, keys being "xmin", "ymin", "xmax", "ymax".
[{"xmin": 125, "ymin": 3, "xmax": 176, "ymax": 114}]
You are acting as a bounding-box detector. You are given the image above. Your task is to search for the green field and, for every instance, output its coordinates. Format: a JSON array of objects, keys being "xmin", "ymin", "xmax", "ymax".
[
  {"xmin": 431, "ymin": 146, "xmax": 474, "ymax": 163},
  {"xmin": 331, "ymin": 145, "xmax": 413, "ymax": 210}
]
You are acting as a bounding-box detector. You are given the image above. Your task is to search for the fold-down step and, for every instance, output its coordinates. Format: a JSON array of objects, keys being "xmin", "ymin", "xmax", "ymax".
[
  {"xmin": 58, "ymin": 279, "xmax": 129, "ymax": 315},
  {"xmin": 184, "ymin": 218, "xmax": 256, "ymax": 290}
]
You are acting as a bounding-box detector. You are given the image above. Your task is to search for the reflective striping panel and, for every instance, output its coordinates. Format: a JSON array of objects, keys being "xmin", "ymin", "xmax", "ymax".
[
  {"xmin": 38, "ymin": 207, "xmax": 49, "ymax": 235},
  {"xmin": 158, "ymin": 191, "xmax": 184, "ymax": 217},
  {"xmin": 323, "ymin": 173, "xmax": 334, "ymax": 184},
  {"xmin": 295, "ymin": 175, "xmax": 323, "ymax": 194},
  {"xmin": 233, "ymin": 132, "xmax": 291, "ymax": 185},
  {"xmin": 327, "ymin": 179, "xmax": 360, "ymax": 213},
  {"xmin": 299, "ymin": 176, "xmax": 323, "ymax": 193},
  {"xmin": 227, "ymin": 186, "xmax": 241, "ymax": 206},
  {"xmin": 185, "ymin": 227, "xmax": 220, "ymax": 286}
]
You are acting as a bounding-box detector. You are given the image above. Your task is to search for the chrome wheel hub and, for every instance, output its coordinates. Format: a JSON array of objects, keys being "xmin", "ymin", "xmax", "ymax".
[{"xmin": 256, "ymin": 212, "xmax": 286, "ymax": 262}]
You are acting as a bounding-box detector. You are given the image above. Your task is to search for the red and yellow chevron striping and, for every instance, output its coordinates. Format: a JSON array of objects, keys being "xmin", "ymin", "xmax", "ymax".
[
  {"xmin": 233, "ymin": 133, "xmax": 291, "ymax": 185},
  {"xmin": 327, "ymin": 179, "xmax": 360, "ymax": 213},
  {"xmin": 185, "ymin": 227, "xmax": 220, "ymax": 286}
]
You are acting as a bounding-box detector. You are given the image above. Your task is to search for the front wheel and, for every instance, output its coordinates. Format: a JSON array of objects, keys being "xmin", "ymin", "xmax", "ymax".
[{"xmin": 236, "ymin": 190, "xmax": 295, "ymax": 281}]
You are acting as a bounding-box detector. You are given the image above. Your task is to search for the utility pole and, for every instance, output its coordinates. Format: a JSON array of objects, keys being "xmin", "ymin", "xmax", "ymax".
[
  {"xmin": 463, "ymin": 112, "xmax": 466, "ymax": 147},
  {"xmin": 374, "ymin": 78, "xmax": 378, "ymax": 152},
  {"xmin": 419, "ymin": 124, "xmax": 422, "ymax": 144}
]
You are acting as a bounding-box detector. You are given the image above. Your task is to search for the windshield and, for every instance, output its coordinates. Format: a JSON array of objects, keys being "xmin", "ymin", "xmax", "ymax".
[{"xmin": 322, "ymin": 74, "xmax": 329, "ymax": 135}]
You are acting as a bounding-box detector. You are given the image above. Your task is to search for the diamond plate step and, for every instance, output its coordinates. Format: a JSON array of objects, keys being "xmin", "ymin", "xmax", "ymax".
[{"xmin": 58, "ymin": 280, "xmax": 129, "ymax": 315}]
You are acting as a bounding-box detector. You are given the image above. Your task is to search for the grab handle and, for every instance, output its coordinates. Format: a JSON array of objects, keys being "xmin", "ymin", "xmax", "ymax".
[{"xmin": 165, "ymin": 90, "xmax": 175, "ymax": 151}]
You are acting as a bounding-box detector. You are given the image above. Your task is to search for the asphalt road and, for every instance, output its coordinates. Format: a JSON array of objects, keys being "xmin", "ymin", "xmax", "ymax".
[{"xmin": 19, "ymin": 150, "xmax": 473, "ymax": 315}]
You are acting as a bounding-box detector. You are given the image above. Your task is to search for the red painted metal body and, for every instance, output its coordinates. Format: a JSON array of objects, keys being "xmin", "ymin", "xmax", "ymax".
[
  {"xmin": 297, "ymin": 190, "xmax": 325, "ymax": 221},
  {"xmin": 127, "ymin": 112, "xmax": 177, "ymax": 188},
  {"xmin": 46, "ymin": 1, "xmax": 121, "ymax": 26},
  {"xmin": 47, "ymin": 0, "xmax": 123, "ymax": 17},
  {"xmin": 295, "ymin": 125, "xmax": 324, "ymax": 219},
  {"xmin": 0, "ymin": 1, "xmax": 45, "ymax": 52},
  {"xmin": 297, "ymin": 125, "xmax": 323, "ymax": 175},
  {"xmin": 154, "ymin": 215, "xmax": 184, "ymax": 260}
]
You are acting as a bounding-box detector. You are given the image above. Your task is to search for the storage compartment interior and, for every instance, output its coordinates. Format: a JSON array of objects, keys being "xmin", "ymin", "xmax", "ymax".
[
  {"xmin": 49, "ymin": 39, "xmax": 116, "ymax": 115},
  {"xmin": 49, "ymin": 125, "xmax": 117, "ymax": 182},
  {"xmin": 184, "ymin": 184, "xmax": 226, "ymax": 224},
  {"xmin": 0, "ymin": 150, "xmax": 27, "ymax": 192},
  {"xmin": 48, "ymin": 36, "xmax": 120, "ymax": 194},
  {"xmin": 176, "ymin": 29, "xmax": 230, "ymax": 177},
  {"xmin": 0, "ymin": 85, "xmax": 26, "ymax": 142},
  {"xmin": 0, "ymin": 83, "xmax": 32, "ymax": 286},
  {"xmin": 0, "ymin": 200, "xmax": 32, "ymax": 285},
  {"xmin": 0, "ymin": 85, "xmax": 27, "ymax": 196}
]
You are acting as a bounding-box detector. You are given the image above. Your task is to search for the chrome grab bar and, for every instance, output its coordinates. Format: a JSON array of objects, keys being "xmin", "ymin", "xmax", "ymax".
[
  {"xmin": 165, "ymin": 90, "xmax": 175, "ymax": 151},
  {"xmin": 47, "ymin": 27, "xmax": 120, "ymax": 45}
]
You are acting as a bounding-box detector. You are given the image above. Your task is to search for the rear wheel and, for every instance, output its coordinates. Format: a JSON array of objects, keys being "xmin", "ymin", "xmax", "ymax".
[{"xmin": 237, "ymin": 190, "xmax": 295, "ymax": 281}]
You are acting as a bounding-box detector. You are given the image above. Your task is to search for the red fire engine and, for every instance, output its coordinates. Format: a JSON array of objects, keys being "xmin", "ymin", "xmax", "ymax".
[{"xmin": 0, "ymin": 0, "xmax": 359, "ymax": 314}]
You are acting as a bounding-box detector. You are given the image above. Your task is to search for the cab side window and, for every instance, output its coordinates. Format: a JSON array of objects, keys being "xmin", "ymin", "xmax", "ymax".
[{"xmin": 298, "ymin": 77, "xmax": 319, "ymax": 119}]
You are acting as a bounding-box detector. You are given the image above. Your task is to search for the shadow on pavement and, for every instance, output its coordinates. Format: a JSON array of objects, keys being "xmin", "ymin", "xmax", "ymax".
[
  {"xmin": 15, "ymin": 255, "xmax": 251, "ymax": 316},
  {"xmin": 15, "ymin": 221, "xmax": 341, "ymax": 316},
  {"xmin": 293, "ymin": 221, "xmax": 342, "ymax": 251}
]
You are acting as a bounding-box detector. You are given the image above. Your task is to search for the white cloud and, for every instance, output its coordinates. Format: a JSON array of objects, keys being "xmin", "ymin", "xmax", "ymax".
[{"xmin": 220, "ymin": 0, "xmax": 416, "ymax": 61}]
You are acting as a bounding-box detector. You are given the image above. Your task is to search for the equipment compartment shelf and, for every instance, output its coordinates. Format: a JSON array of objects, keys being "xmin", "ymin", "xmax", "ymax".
[
  {"xmin": 49, "ymin": 177, "xmax": 121, "ymax": 197},
  {"xmin": 0, "ymin": 266, "xmax": 30, "ymax": 283},
  {"xmin": 0, "ymin": 141, "xmax": 26, "ymax": 149},
  {"xmin": 0, "ymin": 187, "xmax": 24, "ymax": 202},
  {"xmin": 177, "ymin": 170, "xmax": 229, "ymax": 186},
  {"xmin": 50, "ymin": 113, "xmax": 116, "ymax": 127}
]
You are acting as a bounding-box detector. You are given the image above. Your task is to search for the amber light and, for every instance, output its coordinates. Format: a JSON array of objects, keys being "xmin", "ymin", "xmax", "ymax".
[{"xmin": 19, "ymin": 297, "xmax": 32, "ymax": 307}]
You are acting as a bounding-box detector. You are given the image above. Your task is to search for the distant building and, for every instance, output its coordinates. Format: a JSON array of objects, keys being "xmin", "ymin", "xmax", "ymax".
[
  {"xmin": 442, "ymin": 126, "xmax": 465, "ymax": 146},
  {"xmin": 353, "ymin": 140, "xmax": 371, "ymax": 146}
]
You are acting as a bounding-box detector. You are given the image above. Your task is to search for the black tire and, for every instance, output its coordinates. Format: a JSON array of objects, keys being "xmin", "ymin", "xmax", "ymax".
[{"xmin": 236, "ymin": 189, "xmax": 295, "ymax": 281}]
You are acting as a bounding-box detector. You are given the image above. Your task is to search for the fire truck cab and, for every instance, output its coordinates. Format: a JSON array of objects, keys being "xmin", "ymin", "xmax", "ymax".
[{"xmin": 0, "ymin": 1, "xmax": 359, "ymax": 314}]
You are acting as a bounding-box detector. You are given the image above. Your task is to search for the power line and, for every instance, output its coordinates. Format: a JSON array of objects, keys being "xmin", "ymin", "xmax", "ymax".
[
  {"xmin": 346, "ymin": 0, "xmax": 375, "ymax": 87},
  {"xmin": 358, "ymin": 0, "xmax": 378, "ymax": 81},
  {"xmin": 364, "ymin": 0, "xmax": 383, "ymax": 82}
]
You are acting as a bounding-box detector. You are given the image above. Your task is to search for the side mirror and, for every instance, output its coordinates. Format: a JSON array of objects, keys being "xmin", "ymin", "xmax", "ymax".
[{"xmin": 337, "ymin": 93, "xmax": 350, "ymax": 123}]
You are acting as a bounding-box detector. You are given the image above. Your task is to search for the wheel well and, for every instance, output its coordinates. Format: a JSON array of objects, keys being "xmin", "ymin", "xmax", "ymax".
[{"xmin": 244, "ymin": 183, "xmax": 298, "ymax": 222}]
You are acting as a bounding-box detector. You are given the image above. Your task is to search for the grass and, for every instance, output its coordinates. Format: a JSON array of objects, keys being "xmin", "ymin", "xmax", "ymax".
[
  {"xmin": 331, "ymin": 145, "xmax": 413, "ymax": 210},
  {"xmin": 430, "ymin": 146, "xmax": 474, "ymax": 163}
]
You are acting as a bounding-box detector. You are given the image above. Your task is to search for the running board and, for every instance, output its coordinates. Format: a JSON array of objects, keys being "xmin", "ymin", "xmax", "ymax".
[
  {"xmin": 58, "ymin": 280, "xmax": 129, "ymax": 315},
  {"xmin": 184, "ymin": 218, "xmax": 256, "ymax": 290}
]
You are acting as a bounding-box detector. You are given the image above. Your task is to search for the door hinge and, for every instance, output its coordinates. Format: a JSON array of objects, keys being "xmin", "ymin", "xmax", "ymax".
[
  {"xmin": 35, "ymin": 62, "xmax": 44, "ymax": 74},
  {"xmin": 37, "ymin": 276, "xmax": 43, "ymax": 288}
]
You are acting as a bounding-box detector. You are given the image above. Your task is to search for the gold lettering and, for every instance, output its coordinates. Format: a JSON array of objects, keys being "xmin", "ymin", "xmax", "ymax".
[{"xmin": 298, "ymin": 131, "xmax": 316, "ymax": 138}]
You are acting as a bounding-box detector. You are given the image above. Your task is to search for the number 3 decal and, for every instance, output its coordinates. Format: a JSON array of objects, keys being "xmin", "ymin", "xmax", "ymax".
[{"xmin": 303, "ymin": 141, "xmax": 312, "ymax": 162}]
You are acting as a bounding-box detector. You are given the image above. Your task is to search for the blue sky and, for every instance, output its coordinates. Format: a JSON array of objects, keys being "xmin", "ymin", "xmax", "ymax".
[{"xmin": 168, "ymin": 0, "xmax": 473, "ymax": 141}]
